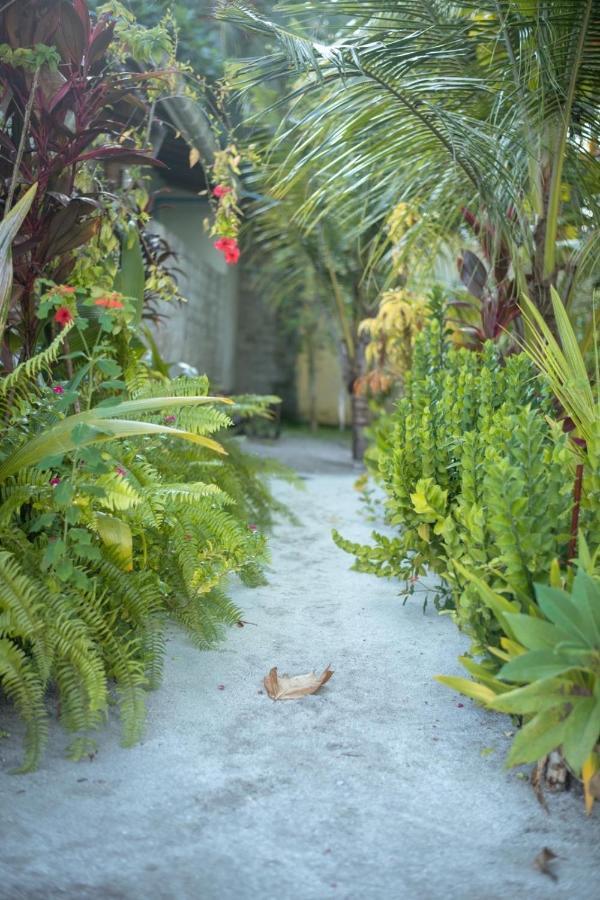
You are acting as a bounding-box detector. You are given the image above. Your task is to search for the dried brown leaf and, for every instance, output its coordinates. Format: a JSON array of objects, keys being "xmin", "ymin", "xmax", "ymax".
[
  {"xmin": 264, "ymin": 665, "xmax": 334, "ymax": 701},
  {"xmin": 533, "ymin": 847, "xmax": 558, "ymax": 881}
]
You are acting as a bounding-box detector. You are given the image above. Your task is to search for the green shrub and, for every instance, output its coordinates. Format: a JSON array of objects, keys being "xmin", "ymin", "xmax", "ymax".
[
  {"xmin": 334, "ymin": 296, "xmax": 580, "ymax": 655},
  {"xmin": 0, "ymin": 292, "xmax": 286, "ymax": 771}
]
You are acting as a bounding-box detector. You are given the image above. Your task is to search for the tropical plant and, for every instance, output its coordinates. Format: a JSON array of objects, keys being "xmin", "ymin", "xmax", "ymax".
[
  {"xmin": 0, "ymin": 274, "xmax": 289, "ymax": 771},
  {"xmin": 437, "ymin": 553, "xmax": 600, "ymax": 813},
  {"xmin": 0, "ymin": 0, "xmax": 188, "ymax": 360},
  {"xmin": 221, "ymin": 0, "xmax": 600, "ymax": 332},
  {"xmin": 332, "ymin": 293, "xmax": 588, "ymax": 652}
]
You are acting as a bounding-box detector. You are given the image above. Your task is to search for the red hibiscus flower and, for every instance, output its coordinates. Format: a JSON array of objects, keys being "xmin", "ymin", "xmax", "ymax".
[
  {"xmin": 213, "ymin": 184, "xmax": 232, "ymax": 199},
  {"xmin": 54, "ymin": 306, "xmax": 73, "ymax": 326},
  {"xmin": 214, "ymin": 237, "xmax": 240, "ymax": 265}
]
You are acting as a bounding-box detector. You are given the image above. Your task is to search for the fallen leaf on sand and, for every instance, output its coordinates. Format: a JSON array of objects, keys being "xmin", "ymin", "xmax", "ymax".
[
  {"xmin": 533, "ymin": 847, "xmax": 558, "ymax": 881},
  {"xmin": 264, "ymin": 665, "xmax": 334, "ymax": 700}
]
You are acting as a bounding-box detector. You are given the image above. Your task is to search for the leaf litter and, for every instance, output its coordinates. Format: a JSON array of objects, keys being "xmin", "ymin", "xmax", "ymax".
[{"xmin": 264, "ymin": 665, "xmax": 334, "ymax": 700}]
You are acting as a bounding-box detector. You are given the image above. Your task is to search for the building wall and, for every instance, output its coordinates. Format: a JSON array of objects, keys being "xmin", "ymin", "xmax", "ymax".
[
  {"xmin": 296, "ymin": 344, "xmax": 351, "ymax": 427},
  {"xmin": 234, "ymin": 272, "xmax": 297, "ymax": 415},
  {"xmin": 149, "ymin": 194, "xmax": 238, "ymax": 391}
]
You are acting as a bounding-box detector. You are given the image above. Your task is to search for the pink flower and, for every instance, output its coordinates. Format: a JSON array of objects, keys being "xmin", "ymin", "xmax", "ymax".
[
  {"xmin": 50, "ymin": 476, "xmax": 61, "ymax": 486},
  {"xmin": 248, "ymin": 523, "xmax": 258, "ymax": 533},
  {"xmin": 115, "ymin": 466, "xmax": 127, "ymax": 477},
  {"xmin": 52, "ymin": 385, "xmax": 65, "ymax": 395},
  {"xmin": 213, "ymin": 184, "xmax": 232, "ymax": 199},
  {"xmin": 164, "ymin": 415, "xmax": 177, "ymax": 424},
  {"xmin": 214, "ymin": 237, "xmax": 240, "ymax": 266},
  {"xmin": 54, "ymin": 306, "xmax": 73, "ymax": 326}
]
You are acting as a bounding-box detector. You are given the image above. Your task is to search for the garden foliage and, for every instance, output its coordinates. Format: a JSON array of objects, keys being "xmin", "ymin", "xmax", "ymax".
[
  {"xmin": 0, "ymin": 0, "xmax": 286, "ymax": 771},
  {"xmin": 335, "ymin": 291, "xmax": 600, "ymax": 804}
]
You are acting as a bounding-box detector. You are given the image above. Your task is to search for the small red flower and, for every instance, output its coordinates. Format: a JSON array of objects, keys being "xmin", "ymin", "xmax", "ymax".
[
  {"xmin": 114, "ymin": 466, "xmax": 127, "ymax": 477},
  {"xmin": 213, "ymin": 184, "xmax": 232, "ymax": 199},
  {"xmin": 52, "ymin": 385, "xmax": 65, "ymax": 395},
  {"xmin": 54, "ymin": 306, "xmax": 73, "ymax": 326},
  {"xmin": 164, "ymin": 415, "xmax": 177, "ymax": 424},
  {"xmin": 50, "ymin": 476, "xmax": 61, "ymax": 486},
  {"xmin": 214, "ymin": 237, "xmax": 240, "ymax": 266},
  {"xmin": 56, "ymin": 285, "xmax": 76, "ymax": 297}
]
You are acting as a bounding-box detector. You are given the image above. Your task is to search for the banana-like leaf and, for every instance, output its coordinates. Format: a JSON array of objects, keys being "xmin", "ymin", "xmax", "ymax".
[
  {"xmin": 0, "ymin": 184, "xmax": 37, "ymax": 342},
  {"xmin": 0, "ymin": 395, "xmax": 232, "ymax": 480}
]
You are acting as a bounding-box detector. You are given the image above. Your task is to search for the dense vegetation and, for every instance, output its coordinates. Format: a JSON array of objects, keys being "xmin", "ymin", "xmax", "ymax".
[
  {"xmin": 2, "ymin": 0, "xmax": 599, "ymax": 814},
  {"xmin": 0, "ymin": 0, "xmax": 284, "ymax": 770},
  {"xmin": 224, "ymin": 1, "xmax": 600, "ymax": 810}
]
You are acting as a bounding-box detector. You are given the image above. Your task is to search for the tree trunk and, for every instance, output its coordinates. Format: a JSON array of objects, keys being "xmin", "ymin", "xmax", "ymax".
[
  {"xmin": 307, "ymin": 336, "xmax": 318, "ymax": 433},
  {"xmin": 341, "ymin": 330, "xmax": 370, "ymax": 462}
]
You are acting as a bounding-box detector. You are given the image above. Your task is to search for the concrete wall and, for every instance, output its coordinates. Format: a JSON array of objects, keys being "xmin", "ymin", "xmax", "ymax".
[
  {"xmin": 234, "ymin": 271, "xmax": 297, "ymax": 414},
  {"xmin": 296, "ymin": 345, "xmax": 351, "ymax": 427},
  {"xmin": 150, "ymin": 194, "xmax": 238, "ymax": 391}
]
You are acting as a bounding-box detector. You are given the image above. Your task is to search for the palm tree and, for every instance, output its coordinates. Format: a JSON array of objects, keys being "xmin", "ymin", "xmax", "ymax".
[{"xmin": 221, "ymin": 0, "xmax": 600, "ymax": 335}]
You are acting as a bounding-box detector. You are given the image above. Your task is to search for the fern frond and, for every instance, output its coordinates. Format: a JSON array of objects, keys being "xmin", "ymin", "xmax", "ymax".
[{"xmin": 0, "ymin": 638, "xmax": 48, "ymax": 772}]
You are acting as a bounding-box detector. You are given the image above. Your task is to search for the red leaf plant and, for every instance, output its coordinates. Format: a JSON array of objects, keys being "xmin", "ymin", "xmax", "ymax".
[{"xmin": 0, "ymin": 0, "xmax": 166, "ymax": 362}]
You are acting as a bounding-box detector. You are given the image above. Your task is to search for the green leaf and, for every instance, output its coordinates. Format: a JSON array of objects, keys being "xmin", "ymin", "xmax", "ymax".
[
  {"xmin": 42, "ymin": 539, "xmax": 66, "ymax": 568},
  {"xmin": 562, "ymin": 698, "xmax": 600, "ymax": 775},
  {"xmin": 488, "ymin": 678, "xmax": 571, "ymax": 715},
  {"xmin": 53, "ymin": 481, "xmax": 74, "ymax": 507},
  {"xmin": 435, "ymin": 675, "xmax": 497, "ymax": 704},
  {"xmin": 71, "ymin": 423, "xmax": 107, "ymax": 446},
  {"xmin": 534, "ymin": 583, "xmax": 591, "ymax": 646},
  {"xmin": 500, "ymin": 650, "xmax": 587, "ymax": 683},
  {"xmin": 95, "ymin": 513, "xmax": 133, "ymax": 571},
  {"xmin": 96, "ymin": 358, "xmax": 122, "ymax": 378},
  {"xmin": 0, "ymin": 396, "xmax": 231, "ymax": 480},
  {"xmin": 506, "ymin": 707, "xmax": 569, "ymax": 767},
  {"xmin": 571, "ymin": 570, "xmax": 600, "ymax": 646},
  {"xmin": 502, "ymin": 613, "xmax": 564, "ymax": 650}
]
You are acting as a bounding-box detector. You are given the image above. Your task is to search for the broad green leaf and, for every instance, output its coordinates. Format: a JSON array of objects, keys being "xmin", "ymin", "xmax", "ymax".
[
  {"xmin": 506, "ymin": 707, "xmax": 569, "ymax": 767},
  {"xmin": 571, "ymin": 570, "xmax": 600, "ymax": 646},
  {"xmin": 562, "ymin": 698, "xmax": 600, "ymax": 775},
  {"xmin": 488, "ymin": 678, "xmax": 570, "ymax": 715},
  {"xmin": 500, "ymin": 649, "xmax": 587, "ymax": 683},
  {"xmin": 502, "ymin": 613, "xmax": 563, "ymax": 650},
  {"xmin": 534, "ymin": 583, "xmax": 591, "ymax": 646}
]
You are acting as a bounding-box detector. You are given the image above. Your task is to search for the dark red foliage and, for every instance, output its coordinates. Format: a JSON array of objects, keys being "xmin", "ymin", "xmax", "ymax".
[
  {"xmin": 0, "ymin": 0, "xmax": 166, "ymax": 358},
  {"xmin": 451, "ymin": 207, "xmax": 519, "ymax": 348}
]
